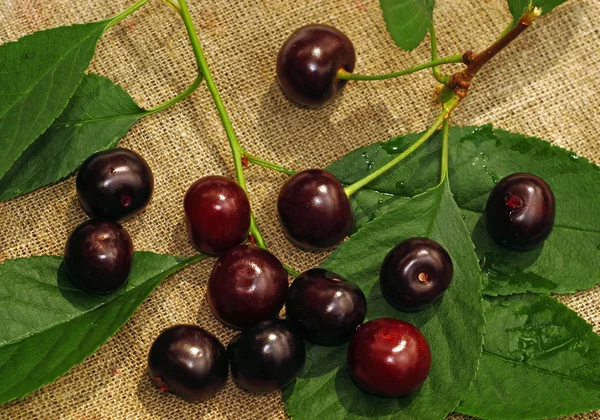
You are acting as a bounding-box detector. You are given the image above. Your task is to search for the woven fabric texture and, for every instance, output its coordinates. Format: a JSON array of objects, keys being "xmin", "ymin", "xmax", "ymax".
[{"xmin": 0, "ymin": 0, "xmax": 598, "ymax": 418}]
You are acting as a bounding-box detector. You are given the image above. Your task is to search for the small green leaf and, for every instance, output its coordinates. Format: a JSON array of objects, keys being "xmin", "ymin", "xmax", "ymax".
[
  {"xmin": 283, "ymin": 180, "xmax": 484, "ymax": 419},
  {"xmin": 328, "ymin": 125, "xmax": 600, "ymax": 296},
  {"xmin": 458, "ymin": 293, "xmax": 600, "ymax": 419},
  {"xmin": 507, "ymin": 0, "xmax": 567, "ymax": 24},
  {"xmin": 379, "ymin": 0, "xmax": 435, "ymax": 51},
  {"xmin": 0, "ymin": 73, "xmax": 144, "ymax": 202},
  {"xmin": 0, "ymin": 20, "xmax": 111, "ymax": 181},
  {"xmin": 0, "ymin": 252, "xmax": 207, "ymax": 403}
]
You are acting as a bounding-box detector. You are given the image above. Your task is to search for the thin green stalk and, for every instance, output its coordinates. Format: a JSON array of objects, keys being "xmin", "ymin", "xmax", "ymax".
[
  {"xmin": 336, "ymin": 54, "xmax": 463, "ymax": 81},
  {"xmin": 429, "ymin": 23, "xmax": 450, "ymax": 84},
  {"xmin": 344, "ymin": 95, "xmax": 461, "ymax": 197},
  {"xmin": 106, "ymin": 0, "xmax": 150, "ymax": 30},
  {"xmin": 143, "ymin": 74, "xmax": 203, "ymax": 115},
  {"xmin": 159, "ymin": 0, "xmax": 182, "ymax": 14},
  {"xmin": 244, "ymin": 153, "xmax": 296, "ymax": 175},
  {"xmin": 177, "ymin": 0, "xmax": 267, "ymax": 249},
  {"xmin": 440, "ymin": 118, "xmax": 450, "ymax": 182},
  {"xmin": 283, "ymin": 264, "xmax": 300, "ymax": 278}
]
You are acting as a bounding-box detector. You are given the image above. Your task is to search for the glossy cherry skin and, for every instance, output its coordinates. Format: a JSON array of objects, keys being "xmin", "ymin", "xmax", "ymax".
[
  {"xmin": 227, "ymin": 319, "xmax": 306, "ymax": 393},
  {"xmin": 347, "ymin": 318, "xmax": 431, "ymax": 397},
  {"xmin": 276, "ymin": 24, "xmax": 356, "ymax": 106},
  {"xmin": 148, "ymin": 324, "xmax": 228, "ymax": 402},
  {"xmin": 277, "ymin": 169, "xmax": 353, "ymax": 249},
  {"xmin": 286, "ymin": 268, "xmax": 366, "ymax": 345},
  {"xmin": 485, "ymin": 173, "xmax": 556, "ymax": 251},
  {"xmin": 76, "ymin": 148, "xmax": 154, "ymax": 221},
  {"xmin": 64, "ymin": 220, "xmax": 133, "ymax": 294},
  {"xmin": 184, "ymin": 176, "xmax": 251, "ymax": 255},
  {"xmin": 207, "ymin": 245, "xmax": 289, "ymax": 329},
  {"xmin": 379, "ymin": 237, "xmax": 453, "ymax": 311}
]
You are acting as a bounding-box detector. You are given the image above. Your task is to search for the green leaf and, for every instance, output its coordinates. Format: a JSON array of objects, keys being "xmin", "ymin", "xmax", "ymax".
[
  {"xmin": 328, "ymin": 125, "xmax": 600, "ymax": 296},
  {"xmin": 0, "ymin": 73, "xmax": 144, "ymax": 202},
  {"xmin": 379, "ymin": 0, "xmax": 435, "ymax": 51},
  {"xmin": 458, "ymin": 293, "xmax": 600, "ymax": 419},
  {"xmin": 506, "ymin": 0, "xmax": 567, "ymax": 24},
  {"xmin": 0, "ymin": 20, "xmax": 110, "ymax": 181},
  {"xmin": 283, "ymin": 180, "xmax": 484, "ymax": 419},
  {"xmin": 0, "ymin": 252, "xmax": 207, "ymax": 403}
]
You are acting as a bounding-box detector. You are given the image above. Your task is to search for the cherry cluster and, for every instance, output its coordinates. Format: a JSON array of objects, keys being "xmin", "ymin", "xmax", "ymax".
[{"xmin": 61, "ymin": 23, "xmax": 556, "ymax": 403}]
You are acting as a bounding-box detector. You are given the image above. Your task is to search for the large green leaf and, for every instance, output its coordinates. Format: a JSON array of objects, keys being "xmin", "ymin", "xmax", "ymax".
[
  {"xmin": 0, "ymin": 74, "xmax": 144, "ymax": 202},
  {"xmin": 283, "ymin": 180, "xmax": 484, "ymax": 419},
  {"xmin": 458, "ymin": 294, "xmax": 600, "ymax": 419},
  {"xmin": 328, "ymin": 125, "xmax": 600, "ymax": 296},
  {"xmin": 379, "ymin": 0, "xmax": 435, "ymax": 51},
  {"xmin": 0, "ymin": 20, "xmax": 111, "ymax": 180},
  {"xmin": 0, "ymin": 252, "xmax": 207, "ymax": 403},
  {"xmin": 506, "ymin": 0, "xmax": 567, "ymax": 24}
]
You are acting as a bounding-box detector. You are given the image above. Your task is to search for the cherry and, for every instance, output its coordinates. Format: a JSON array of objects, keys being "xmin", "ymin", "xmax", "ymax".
[
  {"xmin": 347, "ymin": 318, "xmax": 431, "ymax": 398},
  {"xmin": 76, "ymin": 148, "xmax": 154, "ymax": 221},
  {"xmin": 276, "ymin": 24, "xmax": 356, "ymax": 106},
  {"xmin": 286, "ymin": 268, "xmax": 366, "ymax": 345},
  {"xmin": 277, "ymin": 169, "xmax": 353, "ymax": 249},
  {"xmin": 64, "ymin": 219, "xmax": 133, "ymax": 294},
  {"xmin": 207, "ymin": 245, "xmax": 288, "ymax": 329},
  {"xmin": 148, "ymin": 324, "xmax": 228, "ymax": 402},
  {"xmin": 379, "ymin": 237, "xmax": 453, "ymax": 311},
  {"xmin": 485, "ymin": 173, "xmax": 556, "ymax": 251},
  {"xmin": 227, "ymin": 319, "xmax": 305, "ymax": 393},
  {"xmin": 184, "ymin": 176, "xmax": 251, "ymax": 255}
]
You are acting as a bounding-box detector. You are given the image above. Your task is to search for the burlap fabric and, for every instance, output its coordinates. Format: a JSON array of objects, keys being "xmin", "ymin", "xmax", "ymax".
[{"xmin": 0, "ymin": 0, "xmax": 598, "ymax": 418}]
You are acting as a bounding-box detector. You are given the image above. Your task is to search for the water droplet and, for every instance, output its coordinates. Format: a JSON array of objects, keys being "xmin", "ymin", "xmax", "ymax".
[
  {"xmin": 482, "ymin": 164, "xmax": 499, "ymax": 183},
  {"xmin": 361, "ymin": 152, "xmax": 374, "ymax": 170},
  {"xmin": 570, "ymin": 154, "xmax": 579, "ymax": 160},
  {"xmin": 382, "ymin": 138, "xmax": 404, "ymax": 154}
]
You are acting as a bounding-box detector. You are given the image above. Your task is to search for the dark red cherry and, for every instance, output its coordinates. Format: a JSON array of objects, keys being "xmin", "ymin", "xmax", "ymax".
[
  {"xmin": 76, "ymin": 148, "xmax": 154, "ymax": 221},
  {"xmin": 64, "ymin": 219, "xmax": 133, "ymax": 294},
  {"xmin": 207, "ymin": 245, "xmax": 289, "ymax": 329},
  {"xmin": 227, "ymin": 319, "xmax": 305, "ymax": 393},
  {"xmin": 276, "ymin": 24, "xmax": 356, "ymax": 106},
  {"xmin": 485, "ymin": 173, "xmax": 555, "ymax": 251},
  {"xmin": 379, "ymin": 237, "xmax": 453, "ymax": 311},
  {"xmin": 286, "ymin": 268, "xmax": 366, "ymax": 345},
  {"xmin": 277, "ymin": 169, "xmax": 353, "ymax": 249},
  {"xmin": 347, "ymin": 318, "xmax": 431, "ymax": 397},
  {"xmin": 148, "ymin": 324, "xmax": 228, "ymax": 402},
  {"xmin": 184, "ymin": 176, "xmax": 251, "ymax": 255}
]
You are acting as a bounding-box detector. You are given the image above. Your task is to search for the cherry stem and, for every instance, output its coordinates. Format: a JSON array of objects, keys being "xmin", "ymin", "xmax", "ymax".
[
  {"xmin": 159, "ymin": 0, "xmax": 181, "ymax": 14},
  {"xmin": 143, "ymin": 75, "xmax": 203, "ymax": 115},
  {"xmin": 243, "ymin": 153, "xmax": 296, "ymax": 175},
  {"xmin": 336, "ymin": 54, "xmax": 463, "ymax": 81},
  {"xmin": 429, "ymin": 23, "xmax": 450, "ymax": 84},
  {"xmin": 440, "ymin": 118, "xmax": 450, "ymax": 182},
  {"xmin": 106, "ymin": 0, "xmax": 150, "ymax": 30},
  {"xmin": 344, "ymin": 94, "xmax": 461, "ymax": 198}
]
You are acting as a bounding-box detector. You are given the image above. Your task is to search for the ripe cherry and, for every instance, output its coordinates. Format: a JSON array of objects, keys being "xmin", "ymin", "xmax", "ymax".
[
  {"xmin": 227, "ymin": 319, "xmax": 305, "ymax": 393},
  {"xmin": 379, "ymin": 237, "xmax": 453, "ymax": 311},
  {"xmin": 76, "ymin": 148, "xmax": 154, "ymax": 221},
  {"xmin": 148, "ymin": 324, "xmax": 228, "ymax": 402},
  {"xmin": 207, "ymin": 245, "xmax": 289, "ymax": 329},
  {"xmin": 485, "ymin": 173, "xmax": 556, "ymax": 251},
  {"xmin": 347, "ymin": 318, "xmax": 431, "ymax": 397},
  {"xmin": 286, "ymin": 268, "xmax": 366, "ymax": 345},
  {"xmin": 276, "ymin": 24, "xmax": 356, "ymax": 106},
  {"xmin": 277, "ymin": 169, "xmax": 353, "ymax": 249},
  {"xmin": 64, "ymin": 219, "xmax": 133, "ymax": 294},
  {"xmin": 184, "ymin": 176, "xmax": 251, "ymax": 255}
]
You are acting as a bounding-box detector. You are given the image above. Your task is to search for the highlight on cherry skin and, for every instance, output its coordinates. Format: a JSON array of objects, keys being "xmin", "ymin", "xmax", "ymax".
[
  {"xmin": 64, "ymin": 219, "xmax": 134, "ymax": 294},
  {"xmin": 347, "ymin": 318, "xmax": 431, "ymax": 398},
  {"xmin": 148, "ymin": 324, "xmax": 229, "ymax": 402},
  {"xmin": 276, "ymin": 24, "xmax": 355, "ymax": 106},
  {"xmin": 227, "ymin": 319, "xmax": 306, "ymax": 393},
  {"xmin": 207, "ymin": 244, "xmax": 289, "ymax": 329},
  {"xmin": 485, "ymin": 172, "xmax": 556, "ymax": 251},
  {"xmin": 286, "ymin": 268, "xmax": 367, "ymax": 345},
  {"xmin": 277, "ymin": 169, "xmax": 354, "ymax": 249},
  {"xmin": 379, "ymin": 237, "xmax": 454, "ymax": 311},
  {"xmin": 184, "ymin": 175, "xmax": 251, "ymax": 255},
  {"xmin": 76, "ymin": 148, "xmax": 154, "ymax": 221}
]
